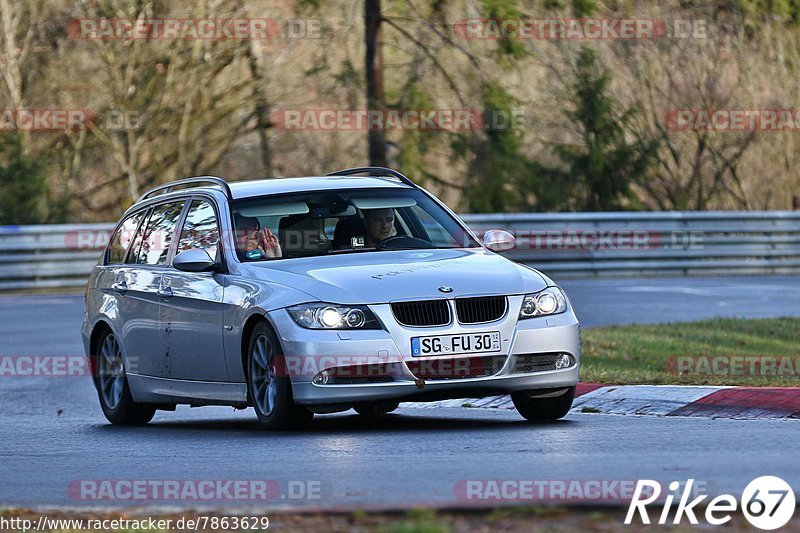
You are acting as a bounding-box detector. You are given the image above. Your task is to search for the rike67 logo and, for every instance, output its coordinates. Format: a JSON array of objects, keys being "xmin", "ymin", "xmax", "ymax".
[{"xmin": 626, "ymin": 476, "xmax": 795, "ymax": 530}]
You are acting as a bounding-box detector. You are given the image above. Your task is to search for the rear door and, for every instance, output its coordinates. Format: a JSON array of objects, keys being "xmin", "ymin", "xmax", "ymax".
[
  {"xmin": 98, "ymin": 209, "xmax": 147, "ymax": 338},
  {"xmin": 119, "ymin": 199, "xmax": 187, "ymax": 378},
  {"xmin": 159, "ymin": 198, "xmax": 228, "ymax": 381}
]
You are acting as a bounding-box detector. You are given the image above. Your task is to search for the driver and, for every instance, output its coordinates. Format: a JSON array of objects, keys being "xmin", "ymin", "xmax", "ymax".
[{"xmin": 363, "ymin": 208, "xmax": 395, "ymax": 248}]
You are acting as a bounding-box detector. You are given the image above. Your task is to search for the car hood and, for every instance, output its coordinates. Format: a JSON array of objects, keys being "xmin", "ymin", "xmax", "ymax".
[{"xmin": 237, "ymin": 248, "xmax": 548, "ymax": 305}]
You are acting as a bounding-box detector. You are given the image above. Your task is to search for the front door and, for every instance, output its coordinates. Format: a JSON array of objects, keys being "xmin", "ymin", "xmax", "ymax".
[{"xmin": 159, "ymin": 198, "xmax": 228, "ymax": 381}]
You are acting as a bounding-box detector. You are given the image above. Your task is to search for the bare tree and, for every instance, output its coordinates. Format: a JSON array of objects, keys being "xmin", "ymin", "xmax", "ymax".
[
  {"xmin": 69, "ymin": 0, "xmax": 266, "ymax": 210},
  {"xmin": 0, "ymin": 0, "xmax": 38, "ymax": 155},
  {"xmin": 622, "ymin": 35, "xmax": 758, "ymax": 210}
]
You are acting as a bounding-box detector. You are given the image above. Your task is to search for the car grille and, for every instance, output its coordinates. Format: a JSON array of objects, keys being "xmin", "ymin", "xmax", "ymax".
[
  {"xmin": 509, "ymin": 353, "xmax": 559, "ymax": 374},
  {"xmin": 406, "ymin": 355, "xmax": 507, "ymax": 380},
  {"xmin": 391, "ymin": 300, "xmax": 450, "ymax": 327},
  {"xmin": 455, "ymin": 296, "xmax": 507, "ymax": 324}
]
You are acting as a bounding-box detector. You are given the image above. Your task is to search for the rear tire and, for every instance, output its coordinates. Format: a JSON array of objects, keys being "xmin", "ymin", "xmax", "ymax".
[
  {"xmin": 511, "ymin": 386, "xmax": 575, "ymax": 422},
  {"xmin": 353, "ymin": 401, "xmax": 400, "ymax": 416},
  {"xmin": 93, "ymin": 330, "xmax": 156, "ymax": 425},
  {"xmin": 246, "ymin": 321, "xmax": 313, "ymax": 430}
]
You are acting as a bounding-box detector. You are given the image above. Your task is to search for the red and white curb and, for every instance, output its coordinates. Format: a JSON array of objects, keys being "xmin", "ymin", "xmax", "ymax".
[{"xmin": 401, "ymin": 384, "xmax": 800, "ymax": 420}]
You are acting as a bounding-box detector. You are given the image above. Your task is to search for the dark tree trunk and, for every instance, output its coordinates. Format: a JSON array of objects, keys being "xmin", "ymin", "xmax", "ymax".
[
  {"xmin": 365, "ymin": 0, "xmax": 387, "ymax": 166},
  {"xmin": 245, "ymin": 41, "xmax": 272, "ymax": 176}
]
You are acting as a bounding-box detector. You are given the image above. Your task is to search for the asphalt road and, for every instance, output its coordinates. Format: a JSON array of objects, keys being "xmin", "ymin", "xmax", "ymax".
[
  {"xmin": 562, "ymin": 275, "xmax": 800, "ymax": 327},
  {"xmin": 2, "ymin": 401, "xmax": 799, "ymax": 509},
  {"xmin": 1, "ymin": 276, "xmax": 799, "ymax": 509}
]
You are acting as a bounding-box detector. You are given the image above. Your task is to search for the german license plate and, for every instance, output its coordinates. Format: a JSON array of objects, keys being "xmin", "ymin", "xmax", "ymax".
[{"xmin": 411, "ymin": 331, "xmax": 501, "ymax": 357}]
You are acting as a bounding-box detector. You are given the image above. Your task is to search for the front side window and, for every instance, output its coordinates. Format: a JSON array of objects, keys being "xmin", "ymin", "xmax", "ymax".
[
  {"xmin": 177, "ymin": 199, "xmax": 220, "ymax": 259},
  {"xmin": 130, "ymin": 201, "xmax": 186, "ymax": 266},
  {"xmin": 106, "ymin": 211, "xmax": 144, "ymax": 264},
  {"xmin": 230, "ymin": 188, "xmax": 478, "ymax": 261}
]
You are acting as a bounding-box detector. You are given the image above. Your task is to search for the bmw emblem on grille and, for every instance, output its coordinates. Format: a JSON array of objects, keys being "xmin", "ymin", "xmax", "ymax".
[{"xmin": 438, "ymin": 286, "xmax": 453, "ymax": 293}]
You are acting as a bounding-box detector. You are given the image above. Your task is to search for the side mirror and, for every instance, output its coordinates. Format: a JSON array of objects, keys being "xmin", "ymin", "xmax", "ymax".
[
  {"xmin": 482, "ymin": 229, "xmax": 516, "ymax": 252},
  {"xmin": 173, "ymin": 249, "xmax": 217, "ymax": 273}
]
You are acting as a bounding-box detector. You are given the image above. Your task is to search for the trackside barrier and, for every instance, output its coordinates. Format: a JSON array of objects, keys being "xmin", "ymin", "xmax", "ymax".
[
  {"xmin": 1, "ymin": 211, "xmax": 798, "ymax": 290},
  {"xmin": 461, "ymin": 211, "xmax": 800, "ymax": 278}
]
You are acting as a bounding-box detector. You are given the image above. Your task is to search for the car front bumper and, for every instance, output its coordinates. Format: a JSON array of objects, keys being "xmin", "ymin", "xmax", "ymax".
[
  {"xmin": 268, "ymin": 297, "xmax": 581, "ymax": 405},
  {"xmin": 291, "ymin": 367, "xmax": 579, "ymax": 404}
]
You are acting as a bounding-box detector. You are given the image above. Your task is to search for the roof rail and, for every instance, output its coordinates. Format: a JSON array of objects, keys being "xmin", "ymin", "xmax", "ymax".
[
  {"xmin": 137, "ymin": 176, "xmax": 232, "ymax": 203},
  {"xmin": 325, "ymin": 166, "xmax": 417, "ymax": 188}
]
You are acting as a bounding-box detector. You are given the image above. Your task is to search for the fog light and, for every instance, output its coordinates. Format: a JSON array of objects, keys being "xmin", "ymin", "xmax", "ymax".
[
  {"xmin": 555, "ymin": 353, "xmax": 574, "ymax": 369},
  {"xmin": 313, "ymin": 370, "xmax": 332, "ymax": 385}
]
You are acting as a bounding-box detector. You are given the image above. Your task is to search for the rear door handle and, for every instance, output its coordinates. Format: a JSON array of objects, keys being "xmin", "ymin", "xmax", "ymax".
[
  {"xmin": 112, "ymin": 281, "xmax": 128, "ymax": 294},
  {"xmin": 158, "ymin": 286, "xmax": 173, "ymax": 299}
]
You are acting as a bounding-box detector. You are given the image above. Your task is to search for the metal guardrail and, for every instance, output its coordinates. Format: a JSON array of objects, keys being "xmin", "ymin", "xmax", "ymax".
[
  {"xmin": 0, "ymin": 211, "xmax": 799, "ymax": 291},
  {"xmin": 0, "ymin": 224, "xmax": 113, "ymax": 291},
  {"xmin": 461, "ymin": 211, "xmax": 800, "ymax": 278}
]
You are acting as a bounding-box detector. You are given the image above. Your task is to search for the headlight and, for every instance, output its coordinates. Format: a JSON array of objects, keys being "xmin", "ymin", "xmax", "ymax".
[
  {"xmin": 519, "ymin": 287, "xmax": 567, "ymax": 319},
  {"xmin": 287, "ymin": 303, "xmax": 382, "ymax": 330}
]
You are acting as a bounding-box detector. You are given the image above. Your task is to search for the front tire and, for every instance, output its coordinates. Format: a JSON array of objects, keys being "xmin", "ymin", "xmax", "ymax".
[
  {"xmin": 511, "ymin": 386, "xmax": 575, "ymax": 422},
  {"xmin": 246, "ymin": 322, "xmax": 313, "ymax": 430},
  {"xmin": 93, "ymin": 330, "xmax": 156, "ymax": 425}
]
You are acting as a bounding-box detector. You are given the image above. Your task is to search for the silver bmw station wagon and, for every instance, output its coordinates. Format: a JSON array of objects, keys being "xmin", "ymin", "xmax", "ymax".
[{"xmin": 82, "ymin": 167, "xmax": 580, "ymax": 429}]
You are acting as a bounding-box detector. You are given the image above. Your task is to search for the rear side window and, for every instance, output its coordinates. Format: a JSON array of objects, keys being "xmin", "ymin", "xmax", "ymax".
[
  {"xmin": 129, "ymin": 201, "xmax": 186, "ymax": 266},
  {"xmin": 177, "ymin": 200, "xmax": 220, "ymax": 259},
  {"xmin": 106, "ymin": 212, "xmax": 144, "ymax": 264}
]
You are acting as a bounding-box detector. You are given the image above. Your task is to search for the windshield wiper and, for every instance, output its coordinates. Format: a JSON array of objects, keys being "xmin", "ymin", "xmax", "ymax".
[{"xmin": 327, "ymin": 247, "xmax": 379, "ymax": 255}]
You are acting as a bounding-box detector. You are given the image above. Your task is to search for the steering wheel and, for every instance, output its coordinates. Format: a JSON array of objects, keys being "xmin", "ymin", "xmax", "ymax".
[{"xmin": 376, "ymin": 235, "xmax": 436, "ymax": 250}]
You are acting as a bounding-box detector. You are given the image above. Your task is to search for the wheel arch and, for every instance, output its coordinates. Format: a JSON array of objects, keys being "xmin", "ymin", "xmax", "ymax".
[
  {"xmin": 88, "ymin": 319, "xmax": 114, "ymax": 378},
  {"xmin": 240, "ymin": 312, "xmax": 284, "ymax": 379}
]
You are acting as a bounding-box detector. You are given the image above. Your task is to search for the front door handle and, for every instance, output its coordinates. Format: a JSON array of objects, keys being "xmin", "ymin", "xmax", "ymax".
[
  {"xmin": 112, "ymin": 281, "xmax": 128, "ymax": 294},
  {"xmin": 158, "ymin": 286, "xmax": 173, "ymax": 299}
]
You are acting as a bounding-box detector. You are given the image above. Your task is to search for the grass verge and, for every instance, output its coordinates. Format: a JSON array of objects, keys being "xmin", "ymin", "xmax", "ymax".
[{"xmin": 581, "ymin": 317, "xmax": 800, "ymax": 386}]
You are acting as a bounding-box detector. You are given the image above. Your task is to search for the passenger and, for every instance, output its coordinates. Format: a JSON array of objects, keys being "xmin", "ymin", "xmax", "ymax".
[
  {"xmin": 235, "ymin": 214, "xmax": 282, "ymax": 259},
  {"xmin": 247, "ymin": 227, "xmax": 282, "ymax": 259}
]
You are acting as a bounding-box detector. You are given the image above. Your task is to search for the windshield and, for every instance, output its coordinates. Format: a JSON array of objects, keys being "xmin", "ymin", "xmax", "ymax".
[{"xmin": 230, "ymin": 188, "xmax": 480, "ymax": 261}]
